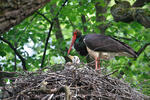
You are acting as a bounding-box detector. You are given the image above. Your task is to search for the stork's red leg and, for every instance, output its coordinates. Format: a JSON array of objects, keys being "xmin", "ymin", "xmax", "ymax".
[
  {"xmin": 95, "ymin": 57, "xmax": 98, "ymax": 70},
  {"xmin": 97, "ymin": 57, "xmax": 100, "ymax": 70}
]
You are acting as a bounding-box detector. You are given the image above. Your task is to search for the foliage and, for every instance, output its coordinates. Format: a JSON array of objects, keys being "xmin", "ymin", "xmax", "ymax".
[{"xmin": 0, "ymin": 0, "xmax": 150, "ymax": 95}]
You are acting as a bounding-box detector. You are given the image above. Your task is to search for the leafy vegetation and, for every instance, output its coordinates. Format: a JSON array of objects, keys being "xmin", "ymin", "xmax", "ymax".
[{"xmin": 0, "ymin": 0, "xmax": 150, "ymax": 95}]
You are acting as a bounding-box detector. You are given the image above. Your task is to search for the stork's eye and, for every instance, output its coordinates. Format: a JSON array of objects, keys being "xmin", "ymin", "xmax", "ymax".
[{"xmin": 73, "ymin": 31, "xmax": 77, "ymax": 35}]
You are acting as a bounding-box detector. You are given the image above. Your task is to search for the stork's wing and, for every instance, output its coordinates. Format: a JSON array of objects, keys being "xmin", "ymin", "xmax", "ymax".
[{"xmin": 84, "ymin": 34, "xmax": 137, "ymax": 58}]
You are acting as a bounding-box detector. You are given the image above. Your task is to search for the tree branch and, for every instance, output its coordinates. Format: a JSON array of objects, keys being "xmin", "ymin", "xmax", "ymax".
[
  {"xmin": 68, "ymin": 18, "xmax": 76, "ymax": 29},
  {"xmin": 111, "ymin": 1, "xmax": 150, "ymax": 28},
  {"xmin": 0, "ymin": 0, "xmax": 51, "ymax": 34},
  {"xmin": 40, "ymin": 0, "xmax": 68, "ymax": 68},
  {"xmin": 36, "ymin": 11, "xmax": 52, "ymax": 24},
  {"xmin": 112, "ymin": 36, "xmax": 141, "ymax": 42},
  {"xmin": 50, "ymin": 4, "xmax": 64, "ymax": 40},
  {"xmin": 79, "ymin": 1, "xmax": 88, "ymax": 33},
  {"xmin": 40, "ymin": 23, "xmax": 53, "ymax": 68},
  {"xmin": 0, "ymin": 71, "xmax": 17, "ymax": 78},
  {"xmin": 137, "ymin": 43, "xmax": 150, "ymax": 56},
  {"xmin": 132, "ymin": 0, "xmax": 150, "ymax": 7},
  {"xmin": 0, "ymin": 37, "xmax": 27, "ymax": 70},
  {"xmin": 81, "ymin": 14, "xmax": 88, "ymax": 33}
]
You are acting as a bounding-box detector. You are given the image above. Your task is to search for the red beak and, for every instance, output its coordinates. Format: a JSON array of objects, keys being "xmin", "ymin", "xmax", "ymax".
[{"xmin": 68, "ymin": 35, "xmax": 76, "ymax": 55}]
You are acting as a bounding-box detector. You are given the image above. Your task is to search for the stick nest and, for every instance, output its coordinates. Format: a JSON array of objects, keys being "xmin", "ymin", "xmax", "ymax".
[{"xmin": 1, "ymin": 64, "xmax": 149, "ymax": 100}]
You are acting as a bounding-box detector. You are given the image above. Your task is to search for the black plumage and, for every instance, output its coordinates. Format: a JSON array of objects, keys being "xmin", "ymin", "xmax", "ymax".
[
  {"xmin": 74, "ymin": 35, "xmax": 88, "ymax": 56},
  {"xmin": 84, "ymin": 34, "xmax": 137, "ymax": 58}
]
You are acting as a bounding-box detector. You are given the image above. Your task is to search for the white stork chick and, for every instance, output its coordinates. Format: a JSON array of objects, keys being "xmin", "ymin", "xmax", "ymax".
[{"xmin": 68, "ymin": 55, "xmax": 80, "ymax": 64}]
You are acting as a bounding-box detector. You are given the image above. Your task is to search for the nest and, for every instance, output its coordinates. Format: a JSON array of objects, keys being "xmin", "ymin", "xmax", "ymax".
[{"xmin": 1, "ymin": 64, "xmax": 149, "ymax": 100}]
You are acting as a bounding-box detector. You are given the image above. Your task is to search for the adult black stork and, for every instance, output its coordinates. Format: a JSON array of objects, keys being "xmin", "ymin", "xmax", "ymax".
[{"xmin": 67, "ymin": 30, "xmax": 137, "ymax": 70}]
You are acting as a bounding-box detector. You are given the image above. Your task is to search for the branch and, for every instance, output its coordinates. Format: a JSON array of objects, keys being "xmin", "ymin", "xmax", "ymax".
[
  {"xmin": 50, "ymin": 4, "xmax": 64, "ymax": 40},
  {"xmin": 36, "ymin": 11, "xmax": 52, "ymax": 23},
  {"xmin": 79, "ymin": 1, "xmax": 88, "ymax": 33},
  {"xmin": 104, "ymin": 70, "xmax": 118, "ymax": 77},
  {"xmin": 112, "ymin": 36, "xmax": 141, "ymax": 42},
  {"xmin": 0, "ymin": 37, "xmax": 27, "ymax": 70},
  {"xmin": 132, "ymin": 0, "xmax": 150, "ymax": 7},
  {"xmin": 0, "ymin": 71, "xmax": 17, "ymax": 78},
  {"xmin": 40, "ymin": 23, "xmax": 53, "ymax": 68},
  {"xmin": 68, "ymin": 17, "xmax": 76, "ymax": 29},
  {"xmin": 111, "ymin": 1, "xmax": 150, "ymax": 28},
  {"xmin": 40, "ymin": 0, "xmax": 68, "ymax": 68},
  {"xmin": 0, "ymin": 0, "xmax": 51, "ymax": 34},
  {"xmin": 137, "ymin": 43, "xmax": 150, "ymax": 56},
  {"xmin": 81, "ymin": 14, "xmax": 88, "ymax": 33}
]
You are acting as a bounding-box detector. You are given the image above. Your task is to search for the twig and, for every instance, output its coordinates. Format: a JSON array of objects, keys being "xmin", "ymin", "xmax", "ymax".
[
  {"xmin": 67, "ymin": 17, "xmax": 76, "ymax": 29},
  {"xmin": 112, "ymin": 35, "xmax": 141, "ymax": 42},
  {"xmin": 36, "ymin": 11, "xmax": 51, "ymax": 23},
  {"xmin": 137, "ymin": 43, "xmax": 150, "ymax": 56},
  {"xmin": 40, "ymin": 0, "xmax": 68, "ymax": 68},
  {"xmin": 104, "ymin": 70, "xmax": 118, "ymax": 77},
  {"xmin": 0, "ymin": 37, "xmax": 27, "ymax": 70},
  {"xmin": 16, "ymin": 85, "xmax": 71, "ymax": 100}
]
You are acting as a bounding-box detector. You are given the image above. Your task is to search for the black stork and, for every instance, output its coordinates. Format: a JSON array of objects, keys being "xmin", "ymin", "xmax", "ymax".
[{"xmin": 67, "ymin": 30, "xmax": 137, "ymax": 70}]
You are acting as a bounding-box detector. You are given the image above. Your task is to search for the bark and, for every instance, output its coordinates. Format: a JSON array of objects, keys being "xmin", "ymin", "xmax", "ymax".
[
  {"xmin": 0, "ymin": 71, "xmax": 16, "ymax": 78},
  {"xmin": 111, "ymin": 1, "xmax": 150, "ymax": 28},
  {"xmin": 81, "ymin": 14, "xmax": 88, "ymax": 33},
  {"xmin": 50, "ymin": 5, "xmax": 64, "ymax": 40},
  {"xmin": 54, "ymin": 17, "xmax": 64, "ymax": 39},
  {"xmin": 79, "ymin": 1, "xmax": 88, "ymax": 33},
  {"xmin": 0, "ymin": 0, "xmax": 51, "ymax": 34},
  {"xmin": 132, "ymin": 0, "xmax": 150, "ymax": 7},
  {"xmin": 95, "ymin": 0, "xmax": 110, "ymax": 34}
]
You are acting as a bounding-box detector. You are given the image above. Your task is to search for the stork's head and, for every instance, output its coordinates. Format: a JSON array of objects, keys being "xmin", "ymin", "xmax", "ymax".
[
  {"xmin": 72, "ymin": 29, "xmax": 82, "ymax": 37},
  {"xmin": 68, "ymin": 30, "xmax": 82, "ymax": 55}
]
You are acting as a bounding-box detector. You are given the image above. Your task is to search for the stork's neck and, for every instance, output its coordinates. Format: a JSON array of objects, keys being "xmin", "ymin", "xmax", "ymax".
[{"xmin": 75, "ymin": 35, "xmax": 82, "ymax": 43}]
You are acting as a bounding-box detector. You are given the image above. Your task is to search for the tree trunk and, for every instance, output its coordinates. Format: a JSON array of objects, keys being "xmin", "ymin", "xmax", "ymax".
[
  {"xmin": 95, "ymin": 0, "xmax": 110, "ymax": 34},
  {"xmin": 79, "ymin": 2, "xmax": 88, "ymax": 33},
  {"xmin": 0, "ymin": 0, "xmax": 51, "ymax": 34},
  {"xmin": 50, "ymin": 4, "xmax": 70, "ymax": 63},
  {"xmin": 54, "ymin": 17, "xmax": 64, "ymax": 40},
  {"xmin": 81, "ymin": 14, "xmax": 88, "ymax": 33}
]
